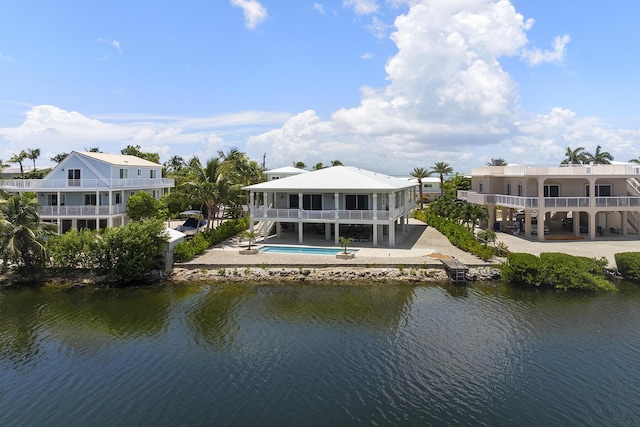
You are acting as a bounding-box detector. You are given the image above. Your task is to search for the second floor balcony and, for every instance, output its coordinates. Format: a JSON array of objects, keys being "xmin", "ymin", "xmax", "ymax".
[
  {"xmin": 0, "ymin": 178, "xmax": 174, "ymax": 191},
  {"xmin": 250, "ymin": 206, "xmax": 406, "ymax": 222},
  {"xmin": 458, "ymin": 191, "xmax": 640, "ymax": 210},
  {"xmin": 39, "ymin": 204, "xmax": 128, "ymax": 217}
]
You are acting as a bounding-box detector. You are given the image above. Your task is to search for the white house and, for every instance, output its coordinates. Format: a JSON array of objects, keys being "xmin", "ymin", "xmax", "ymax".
[
  {"xmin": 264, "ymin": 166, "xmax": 308, "ymax": 180},
  {"xmin": 457, "ymin": 163, "xmax": 640, "ymax": 241},
  {"xmin": 0, "ymin": 151, "xmax": 174, "ymax": 233},
  {"xmin": 244, "ymin": 166, "xmax": 418, "ymax": 247}
]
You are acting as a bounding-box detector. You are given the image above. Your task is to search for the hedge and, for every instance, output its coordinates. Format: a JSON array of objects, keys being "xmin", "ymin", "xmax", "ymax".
[
  {"xmin": 174, "ymin": 217, "xmax": 249, "ymax": 262},
  {"xmin": 614, "ymin": 252, "xmax": 640, "ymax": 281},
  {"xmin": 501, "ymin": 252, "xmax": 614, "ymax": 291},
  {"xmin": 415, "ymin": 209, "xmax": 499, "ymax": 261}
]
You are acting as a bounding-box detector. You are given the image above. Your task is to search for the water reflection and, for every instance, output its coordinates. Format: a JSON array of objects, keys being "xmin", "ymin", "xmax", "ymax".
[{"xmin": 1, "ymin": 281, "xmax": 640, "ymax": 426}]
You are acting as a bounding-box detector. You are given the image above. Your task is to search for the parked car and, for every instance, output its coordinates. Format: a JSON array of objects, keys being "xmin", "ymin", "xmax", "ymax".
[
  {"xmin": 561, "ymin": 218, "xmax": 588, "ymax": 233},
  {"xmin": 531, "ymin": 223, "xmax": 549, "ymax": 235}
]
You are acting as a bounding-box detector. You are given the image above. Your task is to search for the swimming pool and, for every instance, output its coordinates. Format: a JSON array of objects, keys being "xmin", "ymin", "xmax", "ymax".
[{"xmin": 259, "ymin": 245, "xmax": 358, "ymax": 255}]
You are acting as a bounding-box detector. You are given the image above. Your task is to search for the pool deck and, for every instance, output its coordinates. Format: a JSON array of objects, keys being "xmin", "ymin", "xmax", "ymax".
[{"xmin": 176, "ymin": 218, "xmax": 638, "ymax": 270}]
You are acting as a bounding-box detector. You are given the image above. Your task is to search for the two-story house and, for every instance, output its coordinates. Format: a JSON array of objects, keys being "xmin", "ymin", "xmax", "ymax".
[
  {"xmin": 0, "ymin": 151, "xmax": 174, "ymax": 233},
  {"xmin": 458, "ymin": 163, "xmax": 640, "ymax": 241},
  {"xmin": 244, "ymin": 166, "xmax": 417, "ymax": 247}
]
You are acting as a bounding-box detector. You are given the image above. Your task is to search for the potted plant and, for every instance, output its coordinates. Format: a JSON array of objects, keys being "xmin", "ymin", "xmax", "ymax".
[
  {"xmin": 239, "ymin": 230, "xmax": 259, "ymax": 254},
  {"xmin": 337, "ymin": 236, "xmax": 355, "ymax": 259}
]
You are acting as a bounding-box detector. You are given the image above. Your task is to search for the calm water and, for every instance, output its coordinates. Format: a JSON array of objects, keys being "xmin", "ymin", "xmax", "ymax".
[{"xmin": 1, "ymin": 281, "xmax": 640, "ymax": 426}]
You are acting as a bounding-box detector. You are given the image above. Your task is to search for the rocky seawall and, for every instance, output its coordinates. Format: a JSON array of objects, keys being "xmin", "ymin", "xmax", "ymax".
[{"xmin": 168, "ymin": 266, "xmax": 503, "ymax": 284}]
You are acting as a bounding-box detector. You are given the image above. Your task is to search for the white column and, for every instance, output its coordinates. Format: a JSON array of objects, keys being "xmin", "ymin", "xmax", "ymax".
[{"xmin": 249, "ymin": 191, "xmax": 255, "ymax": 233}]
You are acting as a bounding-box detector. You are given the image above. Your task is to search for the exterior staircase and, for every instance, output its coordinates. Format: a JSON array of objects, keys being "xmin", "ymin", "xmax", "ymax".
[{"xmin": 626, "ymin": 178, "xmax": 640, "ymax": 233}]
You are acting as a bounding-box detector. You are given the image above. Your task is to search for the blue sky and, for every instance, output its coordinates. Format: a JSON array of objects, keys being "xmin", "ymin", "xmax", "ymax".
[{"xmin": 1, "ymin": 0, "xmax": 639, "ymax": 175}]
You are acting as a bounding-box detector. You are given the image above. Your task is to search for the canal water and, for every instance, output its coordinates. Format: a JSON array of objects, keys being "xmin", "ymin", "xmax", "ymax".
[{"xmin": 1, "ymin": 281, "xmax": 640, "ymax": 426}]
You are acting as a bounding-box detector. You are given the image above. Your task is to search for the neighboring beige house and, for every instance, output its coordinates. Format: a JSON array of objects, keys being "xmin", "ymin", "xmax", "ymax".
[
  {"xmin": 458, "ymin": 163, "xmax": 640, "ymax": 241},
  {"xmin": 0, "ymin": 151, "xmax": 174, "ymax": 233},
  {"xmin": 244, "ymin": 166, "xmax": 417, "ymax": 247}
]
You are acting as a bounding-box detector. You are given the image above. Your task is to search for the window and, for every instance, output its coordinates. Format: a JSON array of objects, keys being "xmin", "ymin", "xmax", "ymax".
[
  {"xmin": 303, "ymin": 194, "xmax": 322, "ymax": 210},
  {"xmin": 289, "ymin": 194, "xmax": 299, "ymax": 209},
  {"xmin": 586, "ymin": 185, "xmax": 612, "ymax": 197},
  {"xmin": 115, "ymin": 193, "xmax": 122, "ymax": 204},
  {"xmin": 84, "ymin": 194, "xmax": 97, "ymax": 205},
  {"xmin": 47, "ymin": 195, "xmax": 58, "ymax": 206},
  {"xmin": 544, "ymin": 185, "xmax": 560, "ymax": 197},
  {"xmin": 424, "ymin": 184, "xmax": 433, "ymax": 188},
  {"xmin": 137, "ymin": 169, "xmax": 142, "ymax": 176},
  {"xmin": 345, "ymin": 194, "xmax": 368, "ymax": 210},
  {"xmin": 150, "ymin": 169, "xmax": 157, "ymax": 179},
  {"xmin": 517, "ymin": 184, "xmax": 523, "ymax": 197},
  {"xmin": 479, "ymin": 182, "xmax": 483, "ymax": 193},
  {"xmin": 67, "ymin": 169, "xmax": 81, "ymax": 186},
  {"xmin": 119, "ymin": 169, "xmax": 128, "ymax": 179},
  {"xmin": 506, "ymin": 183, "xmax": 511, "ymax": 195}
]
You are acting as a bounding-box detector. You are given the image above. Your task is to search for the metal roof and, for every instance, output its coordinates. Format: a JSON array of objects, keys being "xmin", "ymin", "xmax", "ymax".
[
  {"xmin": 245, "ymin": 166, "xmax": 417, "ymax": 192},
  {"xmin": 264, "ymin": 166, "xmax": 309, "ymax": 175},
  {"xmin": 76, "ymin": 151, "xmax": 161, "ymax": 167}
]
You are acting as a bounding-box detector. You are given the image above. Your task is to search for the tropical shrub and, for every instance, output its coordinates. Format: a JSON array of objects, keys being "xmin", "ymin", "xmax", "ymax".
[
  {"xmin": 48, "ymin": 228, "xmax": 102, "ymax": 270},
  {"xmin": 174, "ymin": 217, "xmax": 249, "ymax": 262},
  {"xmin": 500, "ymin": 252, "xmax": 614, "ymax": 291},
  {"xmin": 96, "ymin": 219, "xmax": 168, "ymax": 279},
  {"xmin": 614, "ymin": 252, "xmax": 640, "ymax": 281},
  {"xmin": 416, "ymin": 208, "xmax": 501, "ymax": 261}
]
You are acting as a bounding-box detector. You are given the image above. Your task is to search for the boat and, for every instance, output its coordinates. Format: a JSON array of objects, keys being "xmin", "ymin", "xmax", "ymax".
[{"xmin": 174, "ymin": 210, "xmax": 207, "ymax": 236}]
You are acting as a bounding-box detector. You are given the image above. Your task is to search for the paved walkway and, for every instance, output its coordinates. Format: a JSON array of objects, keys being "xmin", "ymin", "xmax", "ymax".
[{"xmin": 177, "ymin": 218, "xmax": 638, "ymax": 269}]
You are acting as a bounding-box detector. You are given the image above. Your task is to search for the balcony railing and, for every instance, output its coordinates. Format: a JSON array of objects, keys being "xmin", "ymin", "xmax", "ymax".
[
  {"xmin": 252, "ymin": 207, "xmax": 395, "ymax": 221},
  {"xmin": 0, "ymin": 178, "xmax": 174, "ymax": 191},
  {"xmin": 459, "ymin": 191, "xmax": 640, "ymax": 210},
  {"xmin": 39, "ymin": 204, "xmax": 127, "ymax": 217},
  {"xmin": 472, "ymin": 164, "xmax": 640, "ymax": 177}
]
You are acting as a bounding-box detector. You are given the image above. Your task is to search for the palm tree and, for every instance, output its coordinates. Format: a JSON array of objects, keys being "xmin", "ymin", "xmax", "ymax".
[
  {"xmin": 26, "ymin": 148, "xmax": 41, "ymax": 171},
  {"xmin": 164, "ymin": 155, "xmax": 185, "ymax": 174},
  {"xmin": 312, "ymin": 162, "xmax": 324, "ymax": 170},
  {"xmin": 51, "ymin": 152, "xmax": 69, "ymax": 164},
  {"xmin": 410, "ymin": 167, "xmax": 430, "ymax": 209},
  {"xmin": 431, "ymin": 162, "xmax": 454, "ymax": 198},
  {"xmin": 9, "ymin": 151, "xmax": 28, "ymax": 178},
  {"xmin": 0, "ymin": 159, "xmax": 9, "ymax": 178},
  {"xmin": 561, "ymin": 146, "xmax": 588, "ymax": 165},
  {"xmin": 585, "ymin": 145, "xmax": 613, "ymax": 164},
  {"xmin": 486, "ymin": 158, "xmax": 508, "ymax": 166},
  {"xmin": 0, "ymin": 193, "xmax": 57, "ymax": 275},
  {"xmin": 294, "ymin": 161, "xmax": 306, "ymax": 169},
  {"xmin": 85, "ymin": 147, "xmax": 101, "ymax": 153},
  {"xmin": 331, "ymin": 160, "xmax": 343, "ymax": 166},
  {"xmin": 183, "ymin": 157, "xmax": 228, "ymax": 230},
  {"xmin": 629, "ymin": 157, "xmax": 640, "ymax": 164}
]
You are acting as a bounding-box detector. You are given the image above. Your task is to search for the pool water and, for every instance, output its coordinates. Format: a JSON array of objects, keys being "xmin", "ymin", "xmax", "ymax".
[{"xmin": 259, "ymin": 245, "xmax": 357, "ymax": 255}]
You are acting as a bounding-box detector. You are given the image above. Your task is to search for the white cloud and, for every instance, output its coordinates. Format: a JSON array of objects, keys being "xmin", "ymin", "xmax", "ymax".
[
  {"xmin": 95, "ymin": 38, "xmax": 122, "ymax": 61},
  {"xmin": 360, "ymin": 52, "xmax": 374, "ymax": 60},
  {"xmin": 0, "ymin": 105, "xmax": 291, "ymax": 166},
  {"xmin": 230, "ymin": 0, "xmax": 268, "ymax": 30},
  {"xmin": 246, "ymin": 0, "xmax": 639, "ymax": 174},
  {"xmin": 313, "ymin": 2, "xmax": 325, "ymax": 15},
  {"xmin": 343, "ymin": 0, "xmax": 379, "ymax": 15},
  {"xmin": 367, "ymin": 16, "xmax": 391, "ymax": 39},
  {"xmin": 0, "ymin": 52, "xmax": 13, "ymax": 62}
]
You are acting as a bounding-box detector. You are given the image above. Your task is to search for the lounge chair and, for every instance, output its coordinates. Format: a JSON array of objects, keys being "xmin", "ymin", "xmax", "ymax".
[{"xmin": 610, "ymin": 227, "xmax": 620, "ymax": 235}]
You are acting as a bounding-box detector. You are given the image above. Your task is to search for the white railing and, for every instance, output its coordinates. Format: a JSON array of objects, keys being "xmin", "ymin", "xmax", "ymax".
[
  {"xmin": 459, "ymin": 191, "xmax": 640, "ymax": 210},
  {"xmin": 301, "ymin": 210, "xmax": 337, "ymax": 220},
  {"xmin": 543, "ymin": 197, "xmax": 590, "ymax": 208},
  {"xmin": 472, "ymin": 164, "xmax": 640, "ymax": 177},
  {"xmin": 0, "ymin": 178, "xmax": 174, "ymax": 190},
  {"xmin": 39, "ymin": 204, "xmax": 127, "ymax": 216},
  {"xmin": 595, "ymin": 197, "xmax": 640, "ymax": 207},
  {"xmin": 251, "ymin": 207, "xmax": 394, "ymax": 221}
]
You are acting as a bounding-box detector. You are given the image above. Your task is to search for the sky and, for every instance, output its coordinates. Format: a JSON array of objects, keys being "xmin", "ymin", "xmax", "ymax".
[{"xmin": 1, "ymin": 0, "xmax": 640, "ymax": 175}]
